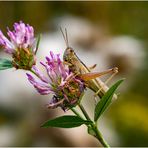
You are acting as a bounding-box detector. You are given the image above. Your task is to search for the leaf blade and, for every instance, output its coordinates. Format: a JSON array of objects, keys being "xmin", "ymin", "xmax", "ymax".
[
  {"xmin": 35, "ymin": 34, "xmax": 41, "ymax": 54},
  {"xmin": 41, "ymin": 115, "xmax": 92, "ymax": 128},
  {"xmin": 94, "ymin": 79, "xmax": 124, "ymax": 121},
  {"xmin": 0, "ymin": 58, "xmax": 13, "ymax": 70}
]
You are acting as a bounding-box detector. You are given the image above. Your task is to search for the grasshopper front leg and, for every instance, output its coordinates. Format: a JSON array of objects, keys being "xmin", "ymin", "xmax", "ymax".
[{"xmin": 89, "ymin": 64, "xmax": 97, "ymax": 70}]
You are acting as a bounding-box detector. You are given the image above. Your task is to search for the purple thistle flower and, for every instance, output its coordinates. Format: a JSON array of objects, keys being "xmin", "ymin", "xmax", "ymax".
[
  {"xmin": 0, "ymin": 21, "xmax": 36, "ymax": 70},
  {"xmin": 27, "ymin": 51, "xmax": 85, "ymax": 111}
]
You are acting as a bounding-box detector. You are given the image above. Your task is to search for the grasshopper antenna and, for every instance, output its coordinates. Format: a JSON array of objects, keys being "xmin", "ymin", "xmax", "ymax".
[
  {"xmin": 65, "ymin": 28, "xmax": 69, "ymax": 47},
  {"xmin": 60, "ymin": 27, "xmax": 69, "ymax": 48}
]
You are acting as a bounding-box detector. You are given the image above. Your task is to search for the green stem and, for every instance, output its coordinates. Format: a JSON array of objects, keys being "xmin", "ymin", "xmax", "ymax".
[
  {"xmin": 78, "ymin": 104, "xmax": 109, "ymax": 147},
  {"xmin": 78, "ymin": 104, "xmax": 91, "ymax": 121},
  {"xmin": 30, "ymin": 69, "xmax": 38, "ymax": 77},
  {"xmin": 91, "ymin": 123, "xmax": 110, "ymax": 147},
  {"xmin": 70, "ymin": 108, "xmax": 84, "ymax": 120}
]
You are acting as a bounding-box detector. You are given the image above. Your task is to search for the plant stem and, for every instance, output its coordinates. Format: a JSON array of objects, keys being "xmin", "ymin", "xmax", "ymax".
[
  {"xmin": 30, "ymin": 69, "xmax": 38, "ymax": 77},
  {"xmin": 70, "ymin": 108, "xmax": 84, "ymax": 120},
  {"xmin": 78, "ymin": 104, "xmax": 91, "ymax": 121},
  {"xmin": 78, "ymin": 103, "xmax": 109, "ymax": 147},
  {"xmin": 91, "ymin": 123, "xmax": 110, "ymax": 147}
]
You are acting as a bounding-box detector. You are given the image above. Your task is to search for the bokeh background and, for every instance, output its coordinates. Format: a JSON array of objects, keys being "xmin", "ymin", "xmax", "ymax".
[{"xmin": 0, "ymin": 1, "xmax": 148, "ymax": 147}]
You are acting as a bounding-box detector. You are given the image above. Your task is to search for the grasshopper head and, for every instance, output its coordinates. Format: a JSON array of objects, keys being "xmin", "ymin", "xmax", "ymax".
[{"xmin": 63, "ymin": 47, "xmax": 75, "ymax": 63}]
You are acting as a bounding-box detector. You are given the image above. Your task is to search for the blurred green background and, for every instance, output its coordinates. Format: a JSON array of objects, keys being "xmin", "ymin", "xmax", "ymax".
[{"xmin": 0, "ymin": 1, "xmax": 148, "ymax": 147}]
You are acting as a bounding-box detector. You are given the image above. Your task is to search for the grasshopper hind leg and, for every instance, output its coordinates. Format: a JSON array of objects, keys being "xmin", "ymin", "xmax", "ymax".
[{"xmin": 94, "ymin": 67, "xmax": 118, "ymax": 101}]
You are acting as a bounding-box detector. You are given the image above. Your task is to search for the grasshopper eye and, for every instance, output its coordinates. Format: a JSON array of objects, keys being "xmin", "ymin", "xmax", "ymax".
[
  {"xmin": 69, "ymin": 49, "xmax": 74, "ymax": 53},
  {"xmin": 64, "ymin": 58, "xmax": 68, "ymax": 62}
]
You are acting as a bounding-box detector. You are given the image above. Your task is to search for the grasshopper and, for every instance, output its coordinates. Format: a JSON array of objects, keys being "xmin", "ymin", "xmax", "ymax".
[{"xmin": 61, "ymin": 28, "xmax": 118, "ymax": 99}]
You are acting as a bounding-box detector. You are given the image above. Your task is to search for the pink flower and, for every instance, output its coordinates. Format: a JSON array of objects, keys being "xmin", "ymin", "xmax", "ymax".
[
  {"xmin": 27, "ymin": 51, "xmax": 85, "ymax": 111},
  {"xmin": 0, "ymin": 21, "xmax": 35, "ymax": 54},
  {"xmin": 0, "ymin": 21, "xmax": 37, "ymax": 70}
]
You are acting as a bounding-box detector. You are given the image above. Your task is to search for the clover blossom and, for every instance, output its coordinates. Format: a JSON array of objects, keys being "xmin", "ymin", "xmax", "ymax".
[
  {"xmin": 27, "ymin": 51, "xmax": 85, "ymax": 111},
  {"xmin": 0, "ymin": 21, "xmax": 36, "ymax": 70}
]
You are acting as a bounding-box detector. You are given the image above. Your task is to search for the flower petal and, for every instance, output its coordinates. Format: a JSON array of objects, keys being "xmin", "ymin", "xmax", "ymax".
[
  {"xmin": 26, "ymin": 73, "xmax": 53, "ymax": 95},
  {"xmin": 32, "ymin": 65, "xmax": 49, "ymax": 83},
  {"xmin": 0, "ymin": 30, "xmax": 15, "ymax": 54}
]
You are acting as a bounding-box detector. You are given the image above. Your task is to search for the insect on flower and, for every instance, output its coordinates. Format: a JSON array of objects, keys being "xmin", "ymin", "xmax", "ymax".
[
  {"xmin": 26, "ymin": 51, "xmax": 86, "ymax": 111},
  {"xmin": 61, "ymin": 28, "xmax": 118, "ymax": 99},
  {"xmin": 0, "ymin": 21, "xmax": 39, "ymax": 70}
]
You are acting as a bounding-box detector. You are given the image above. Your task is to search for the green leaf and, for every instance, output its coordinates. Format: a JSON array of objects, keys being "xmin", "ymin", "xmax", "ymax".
[
  {"xmin": 94, "ymin": 79, "xmax": 124, "ymax": 121},
  {"xmin": 35, "ymin": 34, "xmax": 41, "ymax": 54},
  {"xmin": 0, "ymin": 58, "xmax": 13, "ymax": 70},
  {"xmin": 41, "ymin": 115, "xmax": 92, "ymax": 128}
]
